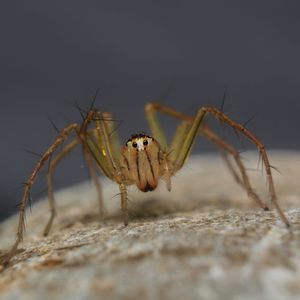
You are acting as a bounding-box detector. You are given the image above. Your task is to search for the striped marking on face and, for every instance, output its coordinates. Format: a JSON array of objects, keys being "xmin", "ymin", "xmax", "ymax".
[{"xmin": 122, "ymin": 134, "xmax": 161, "ymax": 192}]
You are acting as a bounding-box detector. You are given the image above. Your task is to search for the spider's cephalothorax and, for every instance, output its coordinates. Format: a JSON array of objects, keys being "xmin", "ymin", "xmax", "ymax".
[{"xmin": 121, "ymin": 133, "xmax": 170, "ymax": 192}]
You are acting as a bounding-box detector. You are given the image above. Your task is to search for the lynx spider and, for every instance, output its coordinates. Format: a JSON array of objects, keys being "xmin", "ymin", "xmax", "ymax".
[{"xmin": 1, "ymin": 102, "xmax": 290, "ymax": 266}]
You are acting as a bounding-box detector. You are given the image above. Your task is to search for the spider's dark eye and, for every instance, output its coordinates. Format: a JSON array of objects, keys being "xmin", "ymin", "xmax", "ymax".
[
  {"xmin": 132, "ymin": 142, "xmax": 138, "ymax": 148},
  {"xmin": 143, "ymin": 140, "xmax": 148, "ymax": 146}
]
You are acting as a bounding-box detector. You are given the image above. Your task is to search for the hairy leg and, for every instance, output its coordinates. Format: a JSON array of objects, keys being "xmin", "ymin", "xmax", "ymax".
[
  {"xmin": 145, "ymin": 103, "xmax": 289, "ymax": 227},
  {"xmin": 146, "ymin": 103, "xmax": 268, "ymax": 209},
  {"xmin": 199, "ymin": 106, "xmax": 289, "ymax": 227},
  {"xmin": 119, "ymin": 183, "xmax": 129, "ymax": 226},
  {"xmin": 201, "ymin": 126, "xmax": 269, "ymax": 210},
  {"xmin": 81, "ymin": 110, "xmax": 127, "ymax": 225},
  {"xmin": 43, "ymin": 139, "xmax": 80, "ymax": 236},
  {"xmin": 2, "ymin": 124, "xmax": 80, "ymax": 266}
]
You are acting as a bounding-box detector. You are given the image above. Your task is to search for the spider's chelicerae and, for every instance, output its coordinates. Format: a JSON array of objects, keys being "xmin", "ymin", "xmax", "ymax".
[{"xmin": 2, "ymin": 102, "xmax": 290, "ymax": 266}]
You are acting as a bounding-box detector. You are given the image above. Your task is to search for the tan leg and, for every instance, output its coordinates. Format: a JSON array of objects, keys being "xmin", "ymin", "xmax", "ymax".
[
  {"xmin": 2, "ymin": 124, "xmax": 79, "ymax": 266},
  {"xmin": 200, "ymin": 106, "xmax": 289, "ymax": 227},
  {"xmin": 79, "ymin": 110, "xmax": 124, "ymax": 223},
  {"xmin": 201, "ymin": 126, "xmax": 269, "ymax": 210},
  {"xmin": 81, "ymin": 140, "xmax": 106, "ymax": 221},
  {"xmin": 145, "ymin": 103, "xmax": 289, "ymax": 227},
  {"xmin": 119, "ymin": 183, "xmax": 129, "ymax": 226},
  {"xmin": 43, "ymin": 139, "xmax": 80, "ymax": 236}
]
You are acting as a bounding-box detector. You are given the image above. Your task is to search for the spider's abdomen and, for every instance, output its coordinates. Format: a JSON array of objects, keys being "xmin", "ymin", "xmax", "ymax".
[{"xmin": 120, "ymin": 134, "xmax": 163, "ymax": 192}]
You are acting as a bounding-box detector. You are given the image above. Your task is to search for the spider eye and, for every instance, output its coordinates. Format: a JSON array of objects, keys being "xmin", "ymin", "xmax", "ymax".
[
  {"xmin": 132, "ymin": 142, "xmax": 138, "ymax": 148},
  {"xmin": 143, "ymin": 140, "xmax": 148, "ymax": 146}
]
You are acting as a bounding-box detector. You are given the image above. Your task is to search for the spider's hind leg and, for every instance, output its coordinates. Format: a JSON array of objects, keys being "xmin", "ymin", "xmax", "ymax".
[
  {"xmin": 201, "ymin": 126, "xmax": 270, "ymax": 211},
  {"xmin": 199, "ymin": 107, "xmax": 289, "ymax": 226},
  {"xmin": 1, "ymin": 123, "xmax": 80, "ymax": 266},
  {"xmin": 43, "ymin": 139, "xmax": 80, "ymax": 236}
]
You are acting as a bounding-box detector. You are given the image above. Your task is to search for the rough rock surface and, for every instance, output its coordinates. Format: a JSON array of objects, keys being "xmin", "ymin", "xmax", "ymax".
[{"xmin": 0, "ymin": 152, "xmax": 299, "ymax": 300}]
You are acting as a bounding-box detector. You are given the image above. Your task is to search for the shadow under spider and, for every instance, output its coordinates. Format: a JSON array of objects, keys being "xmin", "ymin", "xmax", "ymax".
[{"xmin": 71, "ymin": 195, "xmax": 249, "ymax": 226}]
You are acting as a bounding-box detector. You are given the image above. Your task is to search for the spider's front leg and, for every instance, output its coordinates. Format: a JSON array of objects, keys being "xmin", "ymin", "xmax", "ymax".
[
  {"xmin": 146, "ymin": 103, "xmax": 269, "ymax": 211},
  {"xmin": 84, "ymin": 110, "xmax": 130, "ymax": 227},
  {"xmin": 145, "ymin": 103, "xmax": 290, "ymax": 227},
  {"xmin": 44, "ymin": 110, "xmax": 107, "ymax": 236},
  {"xmin": 119, "ymin": 183, "xmax": 129, "ymax": 226}
]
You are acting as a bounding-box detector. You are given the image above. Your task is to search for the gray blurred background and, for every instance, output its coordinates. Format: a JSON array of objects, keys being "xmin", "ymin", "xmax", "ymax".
[{"xmin": 0, "ymin": 1, "xmax": 299, "ymax": 221}]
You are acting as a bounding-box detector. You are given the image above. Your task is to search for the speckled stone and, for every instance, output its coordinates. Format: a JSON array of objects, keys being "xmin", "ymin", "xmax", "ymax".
[{"xmin": 0, "ymin": 152, "xmax": 300, "ymax": 300}]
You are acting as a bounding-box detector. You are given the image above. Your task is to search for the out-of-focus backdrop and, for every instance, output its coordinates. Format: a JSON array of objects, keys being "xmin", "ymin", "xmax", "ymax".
[{"xmin": 0, "ymin": 1, "xmax": 299, "ymax": 221}]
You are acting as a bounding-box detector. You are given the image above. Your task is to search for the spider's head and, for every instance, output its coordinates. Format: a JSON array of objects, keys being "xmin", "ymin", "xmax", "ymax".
[{"xmin": 121, "ymin": 133, "xmax": 162, "ymax": 192}]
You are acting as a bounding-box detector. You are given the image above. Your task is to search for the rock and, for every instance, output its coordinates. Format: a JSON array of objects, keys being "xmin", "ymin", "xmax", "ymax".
[{"xmin": 0, "ymin": 152, "xmax": 300, "ymax": 300}]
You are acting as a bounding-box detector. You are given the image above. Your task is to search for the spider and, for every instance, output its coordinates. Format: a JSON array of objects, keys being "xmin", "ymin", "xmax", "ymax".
[{"xmin": 1, "ymin": 102, "xmax": 290, "ymax": 266}]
